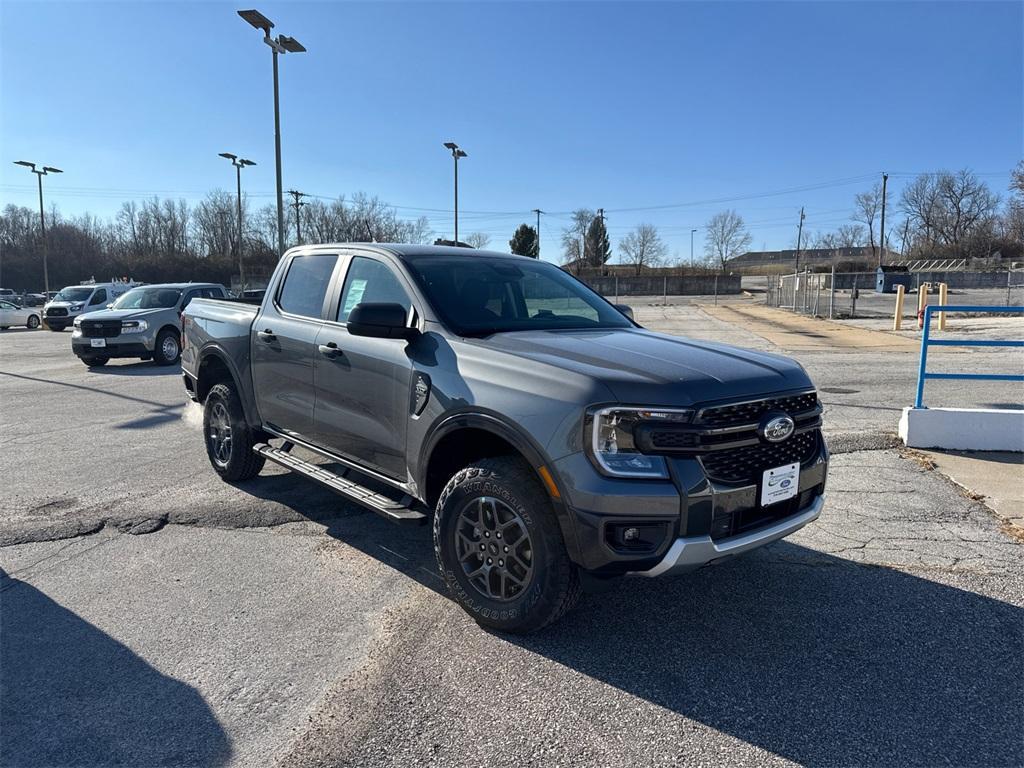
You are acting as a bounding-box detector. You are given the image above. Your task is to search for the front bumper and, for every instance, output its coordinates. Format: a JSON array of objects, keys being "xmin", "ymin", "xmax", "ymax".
[
  {"xmin": 631, "ymin": 495, "xmax": 824, "ymax": 577},
  {"xmin": 72, "ymin": 338, "xmax": 151, "ymax": 358}
]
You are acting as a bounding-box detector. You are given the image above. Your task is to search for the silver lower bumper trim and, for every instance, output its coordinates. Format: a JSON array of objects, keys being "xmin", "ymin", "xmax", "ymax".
[{"xmin": 632, "ymin": 495, "xmax": 824, "ymax": 578}]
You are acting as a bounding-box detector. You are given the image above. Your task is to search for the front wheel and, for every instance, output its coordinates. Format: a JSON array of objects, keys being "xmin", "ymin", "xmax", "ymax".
[
  {"xmin": 203, "ymin": 382, "xmax": 265, "ymax": 481},
  {"xmin": 82, "ymin": 356, "xmax": 109, "ymax": 367},
  {"xmin": 434, "ymin": 456, "xmax": 581, "ymax": 634},
  {"xmin": 153, "ymin": 329, "xmax": 180, "ymax": 365}
]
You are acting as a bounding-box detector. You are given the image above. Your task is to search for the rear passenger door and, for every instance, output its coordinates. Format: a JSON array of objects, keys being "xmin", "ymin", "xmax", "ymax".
[
  {"xmin": 251, "ymin": 252, "xmax": 342, "ymax": 440},
  {"xmin": 311, "ymin": 254, "xmax": 416, "ymax": 480}
]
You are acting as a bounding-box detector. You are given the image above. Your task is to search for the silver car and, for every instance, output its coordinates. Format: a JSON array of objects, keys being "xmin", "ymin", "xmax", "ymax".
[
  {"xmin": 0, "ymin": 299, "xmax": 42, "ymax": 330},
  {"xmin": 72, "ymin": 283, "xmax": 226, "ymax": 367}
]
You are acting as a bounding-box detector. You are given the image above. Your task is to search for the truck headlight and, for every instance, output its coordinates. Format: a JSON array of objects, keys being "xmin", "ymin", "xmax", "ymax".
[
  {"xmin": 69, "ymin": 304, "xmax": 84, "ymax": 312},
  {"xmin": 73, "ymin": 317, "xmax": 83, "ymax": 328},
  {"xmin": 589, "ymin": 407, "xmax": 693, "ymax": 479},
  {"xmin": 121, "ymin": 319, "xmax": 148, "ymax": 334}
]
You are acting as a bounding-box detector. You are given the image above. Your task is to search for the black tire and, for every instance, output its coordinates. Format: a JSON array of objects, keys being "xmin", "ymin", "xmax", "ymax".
[
  {"xmin": 153, "ymin": 328, "xmax": 181, "ymax": 366},
  {"xmin": 203, "ymin": 382, "xmax": 265, "ymax": 481},
  {"xmin": 82, "ymin": 356, "xmax": 109, "ymax": 367},
  {"xmin": 26, "ymin": 315, "xmax": 40, "ymax": 329},
  {"xmin": 48, "ymin": 325, "xmax": 65, "ymax": 332},
  {"xmin": 0, "ymin": 327, "xmax": 7, "ymax": 331},
  {"xmin": 434, "ymin": 456, "xmax": 581, "ymax": 634}
]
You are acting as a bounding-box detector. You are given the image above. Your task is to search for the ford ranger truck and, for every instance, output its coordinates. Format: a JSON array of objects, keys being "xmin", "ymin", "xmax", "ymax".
[{"xmin": 181, "ymin": 245, "xmax": 827, "ymax": 633}]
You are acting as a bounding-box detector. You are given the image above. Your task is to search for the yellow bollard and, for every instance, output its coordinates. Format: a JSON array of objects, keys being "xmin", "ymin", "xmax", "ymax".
[
  {"xmin": 916, "ymin": 282, "xmax": 931, "ymax": 329},
  {"xmin": 893, "ymin": 284, "xmax": 905, "ymax": 330},
  {"xmin": 937, "ymin": 282, "xmax": 948, "ymax": 331}
]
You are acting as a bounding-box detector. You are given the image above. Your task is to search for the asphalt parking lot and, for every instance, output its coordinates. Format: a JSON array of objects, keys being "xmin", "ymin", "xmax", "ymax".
[{"xmin": 2, "ymin": 307, "xmax": 1022, "ymax": 767}]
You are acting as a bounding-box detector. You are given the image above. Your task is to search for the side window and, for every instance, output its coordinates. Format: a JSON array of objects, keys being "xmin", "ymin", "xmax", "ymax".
[
  {"xmin": 337, "ymin": 257, "xmax": 412, "ymax": 324},
  {"xmin": 181, "ymin": 290, "xmax": 200, "ymax": 309},
  {"xmin": 0, "ymin": 301, "xmax": 13, "ymax": 310},
  {"xmin": 277, "ymin": 254, "xmax": 339, "ymax": 319},
  {"xmin": 204, "ymin": 287, "xmax": 224, "ymax": 298},
  {"xmin": 90, "ymin": 289, "xmax": 107, "ymax": 306}
]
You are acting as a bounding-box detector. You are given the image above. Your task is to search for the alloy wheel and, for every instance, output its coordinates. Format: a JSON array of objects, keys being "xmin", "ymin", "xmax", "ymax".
[
  {"xmin": 208, "ymin": 401, "xmax": 232, "ymax": 467},
  {"xmin": 454, "ymin": 496, "xmax": 534, "ymax": 602}
]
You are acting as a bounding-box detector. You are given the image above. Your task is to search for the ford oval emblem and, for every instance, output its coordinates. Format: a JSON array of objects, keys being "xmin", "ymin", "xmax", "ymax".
[{"xmin": 760, "ymin": 413, "xmax": 795, "ymax": 443}]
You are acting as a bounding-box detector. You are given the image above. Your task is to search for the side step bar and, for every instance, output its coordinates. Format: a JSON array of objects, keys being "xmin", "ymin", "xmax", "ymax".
[{"xmin": 253, "ymin": 443, "xmax": 428, "ymax": 525}]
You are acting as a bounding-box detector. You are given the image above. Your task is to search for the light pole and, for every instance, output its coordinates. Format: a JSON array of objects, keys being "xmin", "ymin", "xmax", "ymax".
[
  {"xmin": 238, "ymin": 9, "xmax": 306, "ymax": 257},
  {"xmin": 13, "ymin": 161, "xmax": 62, "ymax": 296},
  {"xmin": 443, "ymin": 142, "xmax": 468, "ymax": 244},
  {"xmin": 219, "ymin": 153, "xmax": 256, "ymax": 290},
  {"xmin": 690, "ymin": 228, "xmax": 697, "ymax": 267}
]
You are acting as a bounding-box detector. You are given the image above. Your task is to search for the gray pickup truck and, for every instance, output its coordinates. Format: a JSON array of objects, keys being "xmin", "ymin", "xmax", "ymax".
[{"xmin": 182, "ymin": 244, "xmax": 827, "ymax": 632}]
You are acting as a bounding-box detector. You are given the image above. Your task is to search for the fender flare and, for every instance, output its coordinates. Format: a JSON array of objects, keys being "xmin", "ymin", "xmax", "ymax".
[
  {"xmin": 195, "ymin": 344, "xmax": 260, "ymax": 427},
  {"xmin": 419, "ymin": 409, "xmax": 583, "ymax": 563}
]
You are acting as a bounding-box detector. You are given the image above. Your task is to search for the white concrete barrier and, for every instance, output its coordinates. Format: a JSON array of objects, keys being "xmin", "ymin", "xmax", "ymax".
[{"xmin": 899, "ymin": 407, "xmax": 1024, "ymax": 452}]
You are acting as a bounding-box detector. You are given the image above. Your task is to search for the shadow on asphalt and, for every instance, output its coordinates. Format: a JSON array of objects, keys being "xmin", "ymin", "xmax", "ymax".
[
  {"xmin": 235, "ymin": 473, "xmax": 1023, "ymax": 765},
  {"xmin": 89, "ymin": 361, "xmax": 181, "ymax": 376},
  {"xmin": 0, "ymin": 568, "xmax": 232, "ymax": 767}
]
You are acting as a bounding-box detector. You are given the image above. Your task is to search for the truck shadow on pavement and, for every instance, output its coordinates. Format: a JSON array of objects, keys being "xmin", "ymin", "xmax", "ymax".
[
  {"xmin": 88, "ymin": 361, "xmax": 182, "ymax": 376},
  {"xmin": 238, "ymin": 476, "xmax": 1023, "ymax": 765},
  {"xmin": 0, "ymin": 568, "xmax": 232, "ymax": 767}
]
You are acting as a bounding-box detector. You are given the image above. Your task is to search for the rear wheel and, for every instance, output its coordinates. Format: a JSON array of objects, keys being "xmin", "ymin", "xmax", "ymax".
[
  {"xmin": 153, "ymin": 329, "xmax": 180, "ymax": 365},
  {"xmin": 203, "ymin": 382, "xmax": 265, "ymax": 481},
  {"xmin": 26, "ymin": 315, "xmax": 40, "ymax": 329},
  {"xmin": 434, "ymin": 456, "xmax": 580, "ymax": 633}
]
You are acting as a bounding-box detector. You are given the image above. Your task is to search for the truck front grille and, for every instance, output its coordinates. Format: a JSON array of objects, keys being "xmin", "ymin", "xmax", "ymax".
[
  {"xmin": 81, "ymin": 320, "xmax": 122, "ymax": 338},
  {"xmin": 699, "ymin": 430, "xmax": 821, "ymax": 485},
  {"xmin": 46, "ymin": 307, "xmax": 68, "ymax": 317},
  {"xmin": 635, "ymin": 390, "xmax": 824, "ymax": 486}
]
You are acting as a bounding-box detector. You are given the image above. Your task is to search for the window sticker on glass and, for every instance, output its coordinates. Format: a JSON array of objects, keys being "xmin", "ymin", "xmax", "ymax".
[{"xmin": 342, "ymin": 279, "xmax": 368, "ymax": 317}]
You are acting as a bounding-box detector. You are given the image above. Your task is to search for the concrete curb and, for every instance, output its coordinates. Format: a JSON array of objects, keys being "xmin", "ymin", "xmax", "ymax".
[{"xmin": 899, "ymin": 407, "xmax": 1024, "ymax": 451}]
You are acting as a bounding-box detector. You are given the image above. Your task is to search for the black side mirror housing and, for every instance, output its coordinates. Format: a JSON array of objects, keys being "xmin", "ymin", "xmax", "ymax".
[
  {"xmin": 614, "ymin": 304, "xmax": 635, "ymax": 321},
  {"xmin": 347, "ymin": 302, "xmax": 418, "ymax": 340}
]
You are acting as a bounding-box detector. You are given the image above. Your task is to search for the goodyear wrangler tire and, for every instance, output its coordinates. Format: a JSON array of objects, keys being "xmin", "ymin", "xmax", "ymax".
[{"xmin": 434, "ymin": 456, "xmax": 581, "ymax": 633}]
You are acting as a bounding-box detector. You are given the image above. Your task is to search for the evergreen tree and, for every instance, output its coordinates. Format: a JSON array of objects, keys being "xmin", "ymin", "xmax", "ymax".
[
  {"xmin": 585, "ymin": 215, "xmax": 612, "ymax": 268},
  {"xmin": 509, "ymin": 223, "xmax": 539, "ymax": 257}
]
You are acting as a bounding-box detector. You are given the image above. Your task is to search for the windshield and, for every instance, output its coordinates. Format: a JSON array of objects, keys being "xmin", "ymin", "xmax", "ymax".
[
  {"xmin": 404, "ymin": 256, "xmax": 632, "ymax": 336},
  {"xmin": 112, "ymin": 287, "xmax": 182, "ymax": 310},
  {"xmin": 54, "ymin": 287, "xmax": 95, "ymax": 302}
]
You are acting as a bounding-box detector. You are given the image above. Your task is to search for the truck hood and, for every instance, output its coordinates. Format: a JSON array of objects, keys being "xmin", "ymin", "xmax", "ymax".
[
  {"xmin": 473, "ymin": 328, "xmax": 812, "ymax": 405},
  {"xmin": 77, "ymin": 308, "xmax": 170, "ymax": 322}
]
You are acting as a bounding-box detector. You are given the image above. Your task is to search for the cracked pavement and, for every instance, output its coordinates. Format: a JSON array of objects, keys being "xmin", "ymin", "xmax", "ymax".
[{"xmin": 1, "ymin": 306, "xmax": 1022, "ymax": 767}]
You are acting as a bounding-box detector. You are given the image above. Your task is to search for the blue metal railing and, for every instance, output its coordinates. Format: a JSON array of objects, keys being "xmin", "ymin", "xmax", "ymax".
[{"xmin": 913, "ymin": 304, "xmax": 1024, "ymax": 408}]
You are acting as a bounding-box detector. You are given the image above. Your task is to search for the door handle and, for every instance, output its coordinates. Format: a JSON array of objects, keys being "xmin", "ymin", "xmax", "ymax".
[
  {"xmin": 257, "ymin": 329, "xmax": 276, "ymax": 342},
  {"xmin": 318, "ymin": 342, "xmax": 343, "ymax": 358}
]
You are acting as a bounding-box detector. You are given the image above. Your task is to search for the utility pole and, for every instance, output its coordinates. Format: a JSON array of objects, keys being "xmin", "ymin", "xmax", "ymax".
[
  {"xmin": 13, "ymin": 161, "xmax": 62, "ymax": 297},
  {"xmin": 287, "ymin": 190, "xmax": 307, "ymax": 244},
  {"xmin": 219, "ymin": 153, "xmax": 256, "ymax": 291},
  {"xmin": 532, "ymin": 208, "xmax": 543, "ymax": 258},
  {"xmin": 690, "ymin": 228, "xmax": 697, "ymax": 267},
  {"xmin": 878, "ymin": 172, "xmax": 888, "ymax": 267},
  {"xmin": 794, "ymin": 206, "xmax": 806, "ymax": 273}
]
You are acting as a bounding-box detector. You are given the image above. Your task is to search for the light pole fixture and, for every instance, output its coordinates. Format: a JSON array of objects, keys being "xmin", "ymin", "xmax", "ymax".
[
  {"xmin": 238, "ymin": 8, "xmax": 306, "ymax": 258},
  {"xmin": 532, "ymin": 208, "xmax": 544, "ymax": 258},
  {"xmin": 690, "ymin": 228, "xmax": 697, "ymax": 267},
  {"xmin": 443, "ymin": 141, "xmax": 468, "ymax": 245},
  {"xmin": 13, "ymin": 160, "xmax": 62, "ymax": 296},
  {"xmin": 219, "ymin": 152, "xmax": 256, "ymax": 290}
]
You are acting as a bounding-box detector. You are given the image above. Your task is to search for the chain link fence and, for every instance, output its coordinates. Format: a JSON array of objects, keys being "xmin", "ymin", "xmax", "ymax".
[{"xmin": 766, "ymin": 270, "xmax": 1024, "ymax": 320}]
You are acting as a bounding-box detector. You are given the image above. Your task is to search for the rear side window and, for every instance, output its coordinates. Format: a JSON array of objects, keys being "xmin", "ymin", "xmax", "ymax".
[
  {"xmin": 337, "ymin": 257, "xmax": 411, "ymax": 323},
  {"xmin": 278, "ymin": 254, "xmax": 338, "ymax": 319},
  {"xmin": 90, "ymin": 289, "xmax": 107, "ymax": 306}
]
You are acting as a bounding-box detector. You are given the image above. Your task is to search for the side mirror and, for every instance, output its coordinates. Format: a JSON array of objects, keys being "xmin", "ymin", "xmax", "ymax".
[
  {"xmin": 106, "ymin": 303, "xmax": 114, "ymax": 309},
  {"xmin": 347, "ymin": 302, "xmax": 418, "ymax": 341},
  {"xmin": 614, "ymin": 304, "xmax": 635, "ymax": 321}
]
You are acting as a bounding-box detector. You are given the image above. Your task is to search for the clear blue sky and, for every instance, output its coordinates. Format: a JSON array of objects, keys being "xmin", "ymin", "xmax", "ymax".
[{"xmin": 2, "ymin": 1, "xmax": 1021, "ymax": 262}]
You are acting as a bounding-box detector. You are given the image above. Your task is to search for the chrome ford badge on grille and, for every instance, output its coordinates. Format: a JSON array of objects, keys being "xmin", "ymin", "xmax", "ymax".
[{"xmin": 760, "ymin": 413, "xmax": 795, "ymax": 443}]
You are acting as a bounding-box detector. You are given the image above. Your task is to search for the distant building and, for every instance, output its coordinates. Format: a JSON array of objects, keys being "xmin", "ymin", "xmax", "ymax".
[{"xmin": 727, "ymin": 247, "xmax": 901, "ymax": 272}]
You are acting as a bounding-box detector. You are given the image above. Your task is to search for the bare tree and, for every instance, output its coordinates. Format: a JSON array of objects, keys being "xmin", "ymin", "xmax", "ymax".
[
  {"xmin": 561, "ymin": 208, "xmax": 594, "ymax": 271},
  {"xmin": 465, "ymin": 232, "xmax": 491, "ymax": 249},
  {"xmin": 836, "ymin": 223, "xmax": 866, "ymax": 248},
  {"xmin": 704, "ymin": 210, "xmax": 752, "ymax": 270},
  {"xmin": 901, "ymin": 170, "xmax": 1000, "ymax": 256},
  {"xmin": 853, "ymin": 183, "xmax": 882, "ymax": 261},
  {"xmin": 619, "ymin": 223, "xmax": 668, "ymax": 275}
]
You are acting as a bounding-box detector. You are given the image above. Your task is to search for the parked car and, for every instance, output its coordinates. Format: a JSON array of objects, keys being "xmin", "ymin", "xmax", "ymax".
[
  {"xmin": 44, "ymin": 282, "xmax": 134, "ymax": 331},
  {"xmin": 0, "ymin": 300, "xmax": 41, "ymax": 330},
  {"xmin": 0, "ymin": 288, "xmax": 16, "ymax": 300},
  {"xmin": 19, "ymin": 293, "xmax": 47, "ymax": 307},
  {"xmin": 182, "ymin": 245, "xmax": 827, "ymax": 633},
  {"xmin": 73, "ymin": 282, "xmax": 227, "ymax": 367}
]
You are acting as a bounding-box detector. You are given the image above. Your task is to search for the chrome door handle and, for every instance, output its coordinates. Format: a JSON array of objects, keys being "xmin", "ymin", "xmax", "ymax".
[
  {"xmin": 257, "ymin": 329, "xmax": 276, "ymax": 342},
  {"xmin": 318, "ymin": 342, "xmax": 342, "ymax": 358}
]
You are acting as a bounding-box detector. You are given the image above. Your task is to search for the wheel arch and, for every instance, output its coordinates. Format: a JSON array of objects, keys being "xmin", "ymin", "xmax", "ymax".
[{"xmin": 195, "ymin": 345, "xmax": 260, "ymax": 426}]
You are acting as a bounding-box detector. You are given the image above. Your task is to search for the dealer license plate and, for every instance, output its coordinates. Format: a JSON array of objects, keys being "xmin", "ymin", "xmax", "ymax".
[
  {"xmin": 761, "ymin": 462, "xmax": 799, "ymax": 506},
  {"xmin": 90, "ymin": 338, "xmax": 106, "ymax": 348}
]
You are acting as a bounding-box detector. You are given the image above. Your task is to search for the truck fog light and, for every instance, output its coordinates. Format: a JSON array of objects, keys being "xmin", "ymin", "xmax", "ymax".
[{"xmin": 623, "ymin": 527, "xmax": 640, "ymax": 542}]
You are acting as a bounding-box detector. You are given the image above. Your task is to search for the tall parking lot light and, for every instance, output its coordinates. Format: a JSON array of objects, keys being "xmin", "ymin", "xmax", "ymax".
[
  {"xmin": 219, "ymin": 153, "xmax": 257, "ymax": 290},
  {"xmin": 443, "ymin": 142, "xmax": 468, "ymax": 245},
  {"xmin": 238, "ymin": 9, "xmax": 305, "ymax": 258},
  {"xmin": 13, "ymin": 161, "xmax": 62, "ymax": 296},
  {"xmin": 690, "ymin": 228, "xmax": 698, "ymax": 267}
]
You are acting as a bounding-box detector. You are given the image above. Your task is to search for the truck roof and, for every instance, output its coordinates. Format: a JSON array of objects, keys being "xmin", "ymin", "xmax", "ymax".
[{"xmin": 288, "ymin": 244, "xmax": 530, "ymax": 262}]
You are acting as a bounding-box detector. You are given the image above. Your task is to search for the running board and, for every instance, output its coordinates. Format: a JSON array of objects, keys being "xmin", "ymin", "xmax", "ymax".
[{"xmin": 253, "ymin": 443, "xmax": 428, "ymax": 525}]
